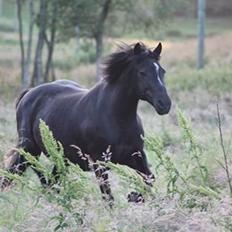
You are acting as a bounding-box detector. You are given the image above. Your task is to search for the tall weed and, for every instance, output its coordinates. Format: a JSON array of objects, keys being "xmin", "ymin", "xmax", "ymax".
[{"xmin": 144, "ymin": 109, "xmax": 219, "ymax": 200}]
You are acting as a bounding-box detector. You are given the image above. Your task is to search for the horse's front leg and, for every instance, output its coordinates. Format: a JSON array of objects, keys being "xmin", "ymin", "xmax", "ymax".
[
  {"xmin": 130, "ymin": 150, "xmax": 155, "ymax": 185},
  {"xmin": 93, "ymin": 163, "xmax": 114, "ymax": 204},
  {"xmin": 137, "ymin": 170, "xmax": 155, "ymax": 187},
  {"xmin": 127, "ymin": 150, "xmax": 155, "ymax": 202}
]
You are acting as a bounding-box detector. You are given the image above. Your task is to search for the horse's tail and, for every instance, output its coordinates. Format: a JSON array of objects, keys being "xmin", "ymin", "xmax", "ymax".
[
  {"xmin": 15, "ymin": 89, "xmax": 30, "ymax": 108},
  {"xmin": 0, "ymin": 148, "xmax": 21, "ymax": 190},
  {"xmin": 3, "ymin": 148, "xmax": 19, "ymax": 170}
]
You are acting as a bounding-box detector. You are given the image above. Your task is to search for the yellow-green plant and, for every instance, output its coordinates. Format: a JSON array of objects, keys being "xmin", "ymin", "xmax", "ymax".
[
  {"xmin": 105, "ymin": 161, "xmax": 152, "ymax": 196},
  {"xmin": 22, "ymin": 120, "xmax": 98, "ymax": 229},
  {"xmin": 177, "ymin": 108, "xmax": 209, "ymax": 185},
  {"xmin": 39, "ymin": 119, "xmax": 67, "ymax": 185},
  {"xmin": 144, "ymin": 117, "xmax": 219, "ymax": 200},
  {"xmin": 145, "ymin": 135, "xmax": 183, "ymax": 195}
]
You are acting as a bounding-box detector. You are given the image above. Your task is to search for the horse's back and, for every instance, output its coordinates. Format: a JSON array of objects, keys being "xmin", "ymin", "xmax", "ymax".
[
  {"xmin": 40, "ymin": 80, "xmax": 87, "ymax": 96},
  {"xmin": 53, "ymin": 79, "xmax": 85, "ymax": 89},
  {"xmin": 18, "ymin": 80, "xmax": 87, "ymax": 107}
]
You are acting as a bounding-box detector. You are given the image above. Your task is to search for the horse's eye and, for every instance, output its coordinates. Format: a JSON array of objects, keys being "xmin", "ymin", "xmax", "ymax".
[{"xmin": 139, "ymin": 71, "xmax": 146, "ymax": 76}]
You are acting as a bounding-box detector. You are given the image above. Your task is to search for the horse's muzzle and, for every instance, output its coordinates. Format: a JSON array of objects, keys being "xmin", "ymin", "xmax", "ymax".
[{"xmin": 155, "ymin": 96, "xmax": 171, "ymax": 115}]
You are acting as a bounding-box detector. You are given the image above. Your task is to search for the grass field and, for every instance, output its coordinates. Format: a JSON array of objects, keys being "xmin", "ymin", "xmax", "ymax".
[{"xmin": 0, "ymin": 12, "xmax": 232, "ymax": 232}]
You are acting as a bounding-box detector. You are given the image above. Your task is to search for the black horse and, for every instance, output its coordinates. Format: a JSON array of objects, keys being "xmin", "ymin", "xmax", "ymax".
[{"xmin": 1, "ymin": 42, "xmax": 171, "ymax": 201}]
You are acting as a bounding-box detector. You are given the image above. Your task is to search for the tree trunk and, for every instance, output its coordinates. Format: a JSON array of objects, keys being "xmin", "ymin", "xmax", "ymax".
[
  {"xmin": 44, "ymin": 0, "xmax": 57, "ymax": 82},
  {"xmin": 75, "ymin": 25, "xmax": 80, "ymax": 52},
  {"xmin": 14, "ymin": 1, "xmax": 19, "ymax": 32},
  {"xmin": 94, "ymin": 0, "xmax": 111, "ymax": 81},
  {"xmin": 16, "ymin": 0, "xmax": 26, "ymax": 88},
  {"xmin": 51, "ymin": 62, "xmax": 56, "ymax": 81},
  {"xmin": 0, "ymin": 0, "xmax": 2, "ymax": 17},
  {"xmin": 197, "ymin": 0, "xmax": 205, "ymax": 69},
  {"xmin": 95, "ymin": 34, "xmax": 103, "ymax": 82},
  {"xmin": 32, "ymin": 0, "xmax": 47, "ymax": 86},
  {"xmin": 24, "ymin": 0, "xmax": 34, "ymax": 88}
]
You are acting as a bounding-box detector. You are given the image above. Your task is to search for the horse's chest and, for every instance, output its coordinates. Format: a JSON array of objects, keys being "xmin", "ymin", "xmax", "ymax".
[{"xmin": 81, "ymin": 121, "xmax": 143, "ymax": 155}]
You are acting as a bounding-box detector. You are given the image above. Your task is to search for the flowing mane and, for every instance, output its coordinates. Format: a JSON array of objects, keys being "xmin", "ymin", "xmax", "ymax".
[{"xmin": 103, "ymin": 43, "xmax": 151, "ymax": 83}]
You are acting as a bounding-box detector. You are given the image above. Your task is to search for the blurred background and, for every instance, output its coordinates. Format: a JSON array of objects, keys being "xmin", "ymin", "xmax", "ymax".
[{"xmin": 0, "ymin": 1, "xmax": 232, "ymax": 231}]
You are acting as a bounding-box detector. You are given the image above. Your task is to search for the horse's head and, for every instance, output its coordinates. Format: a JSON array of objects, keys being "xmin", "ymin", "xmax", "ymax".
[{"xmin": 134, "ymin": 42, "xmax": 171, "ymax": 115}]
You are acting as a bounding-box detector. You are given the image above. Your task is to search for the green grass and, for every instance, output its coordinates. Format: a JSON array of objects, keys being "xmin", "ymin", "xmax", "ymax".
[
  {"xmin": 168, "ymin": 64, "xmax": 232, "ymax": 96},
  {"xmin": 163, "ymin": 17, "xmax": 232, "ymax": 40},
  {"xmin": 0, "ymin": 38, "xmax": 19, "ymax": 46},
  {"xmin": 122, "ymin": 17, "xmax": 232, "ymax": 40}
]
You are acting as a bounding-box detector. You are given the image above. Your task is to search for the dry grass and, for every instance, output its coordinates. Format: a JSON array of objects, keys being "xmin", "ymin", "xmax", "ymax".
[{"xmin": 1, "ymin": 28, "xmax": 232, "ymax": 91}]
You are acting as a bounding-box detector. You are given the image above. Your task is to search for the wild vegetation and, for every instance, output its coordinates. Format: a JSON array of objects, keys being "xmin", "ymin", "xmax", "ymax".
[{"xmin": 1, "ymin": 0, "xmax": 232, "ymax": 231}]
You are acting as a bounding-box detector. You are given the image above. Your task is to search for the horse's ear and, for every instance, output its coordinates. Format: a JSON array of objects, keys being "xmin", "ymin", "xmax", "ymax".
[
  {"xmin": 153, "ymin": 42, "xmax": 162, "ymax": 58},
  {"xmin": 134, "ymin": 43, "xmax": 143, "ymax": 55}
]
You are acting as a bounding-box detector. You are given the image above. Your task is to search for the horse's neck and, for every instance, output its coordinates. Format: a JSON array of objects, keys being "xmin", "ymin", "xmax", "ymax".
[{"xmin": 104, "ymin": 81, "xmax": 139, "ymax": 123}]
